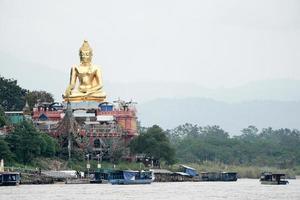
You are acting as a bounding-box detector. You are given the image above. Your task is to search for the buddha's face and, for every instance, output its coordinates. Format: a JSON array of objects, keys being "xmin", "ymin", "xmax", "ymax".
[{"xmin": 80, "ymin": 50, "xmax": 92, "ymax": 64}]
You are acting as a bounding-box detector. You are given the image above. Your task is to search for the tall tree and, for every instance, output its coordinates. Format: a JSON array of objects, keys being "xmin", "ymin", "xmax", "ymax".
[
  {"xmin": 5, "ymin": 120, "xmax": 58, "ymax": 164},
  {"xmin": 0, "ymin": 106, "xmax": 7, "ymax": 127},
  {"xmin": 130, "ymin": 125, "xmax": 176, "ymax": 165},
  {"xmin": 0, "ymin": 138, "xmax": 14, "ymax": 163},
  {"xmin": 0, "ymin": 76, "xmax": 28, "ymax": 111},
  {"xmin": 25, "ymin": 90, "xmax": 54, "ymax": 109}
]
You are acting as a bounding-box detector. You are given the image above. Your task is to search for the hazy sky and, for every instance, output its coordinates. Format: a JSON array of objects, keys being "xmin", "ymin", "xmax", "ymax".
[{"xmin": 0, "ymin": 0, "xmax": 300, "ymax": 98}]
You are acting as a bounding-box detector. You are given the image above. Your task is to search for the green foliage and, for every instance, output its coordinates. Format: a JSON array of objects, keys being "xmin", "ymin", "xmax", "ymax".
[
  {"xmin": 0, "ymin": 138, "xmax": 14, "ymax": 163},
  {"xmin": 0, "ymin": 76, "xmax": 28, "ymax": 111},
  {"xmin": 69, "ymin": 148, "xmax": 85, "ymax": 161},
  {"xmin": 169, "ymin": 124, "xmax": 300, "ymax": 168},
  {"xmin": 5, "ymin": 120, "xmax": 58, "ymax": 164},
  {"xmin": 5, "ymin": 121, "xmax": 42, "ymax": 164},
  {"xmin": 0, "ymin": 115, "xmax": 6, "ymax": 127},
  {"xmin": 0, "ymin": 106, "xmax": 7, "ymax": 127},
  {"xmin": 109, "ymin": 139, "xmax": 127, "ymax": 164},
  {"xmin": 25, "ymin": 90, "xmax": 54, "ymax": 109},
  {"xmin": 0, "ymin": 76, "xmax": 54, "ymax": 111},
  {"xmin": 0, "ymin": 114, "xmax": 7, "ymax": 128},
  {"xmin": 130, "ymin": 125, "xmax": 176, "ymax": 165},
  {"xmin": 40, "ymin": 133, "xmax": 59, "ymax": 157}
]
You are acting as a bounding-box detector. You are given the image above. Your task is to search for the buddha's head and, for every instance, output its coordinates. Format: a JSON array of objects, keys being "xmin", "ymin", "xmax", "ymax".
[{"xmin": 79, "ymin": 40, "xmax": 93, "ymax": 64}]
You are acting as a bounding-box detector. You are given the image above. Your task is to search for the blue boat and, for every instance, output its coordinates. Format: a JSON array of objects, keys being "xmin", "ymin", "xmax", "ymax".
[{"xmin": 95, "ymin": 169, "xmax": 154, "ymax": 185}]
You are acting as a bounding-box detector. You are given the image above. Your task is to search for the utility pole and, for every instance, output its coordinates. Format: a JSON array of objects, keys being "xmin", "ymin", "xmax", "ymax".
[
  {"xmin": 86, "ymin": 154, "xmax": 90, "ymax": 178},
  {"xmin": 66, "ymin": 102, "xmax": 73, "ymax": 161},
  {"xmin": 68, "ymin": 136, "xmax": 71, "ymax": 161},
  {"xmin": 96, "ymin": 153, "xmax": 102, "ymax": 169}
]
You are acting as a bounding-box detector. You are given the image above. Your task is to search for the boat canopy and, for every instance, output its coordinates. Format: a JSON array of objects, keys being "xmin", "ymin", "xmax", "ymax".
[
  {"xmin": 180, "ymin": 165, "xmax": 198, "ymax": 177},
  {"xmin": 123, "ymin": 170, "xmax": 138, "ymax": 181}
]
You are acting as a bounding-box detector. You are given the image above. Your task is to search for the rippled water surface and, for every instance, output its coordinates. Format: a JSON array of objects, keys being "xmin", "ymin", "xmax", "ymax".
[{"xmin": 1, "ymin": 179, "xmax": 300, "ymax": 200}]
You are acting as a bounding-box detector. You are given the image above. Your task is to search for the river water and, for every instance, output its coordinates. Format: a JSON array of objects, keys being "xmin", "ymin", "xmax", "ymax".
[{"xmin": 1, "ymin": 179, "xmax": 300, "ymax": 200}]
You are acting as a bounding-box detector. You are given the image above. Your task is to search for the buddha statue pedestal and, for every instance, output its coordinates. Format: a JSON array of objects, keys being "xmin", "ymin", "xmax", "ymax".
[
  {"xmin": 62, "ymin": 101, "xmax": 101, "ymax": 110},
  {"xmin": 63, "ymin": 96, "xmax": 106, "ymax": 103}
]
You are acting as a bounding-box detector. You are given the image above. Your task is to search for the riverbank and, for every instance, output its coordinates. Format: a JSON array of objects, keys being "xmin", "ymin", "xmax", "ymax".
[{"xmin": 4, "ymin": 158, "xmax": 300, "ymax": 179}]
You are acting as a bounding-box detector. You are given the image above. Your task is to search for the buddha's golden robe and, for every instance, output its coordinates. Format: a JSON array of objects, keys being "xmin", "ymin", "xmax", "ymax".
[{"xmin": 63, "ymin": 41, "xmax": 106, "ymax": 102}]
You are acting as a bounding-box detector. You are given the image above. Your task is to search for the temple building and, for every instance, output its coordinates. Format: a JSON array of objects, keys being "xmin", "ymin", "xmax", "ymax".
[
  {"xmin": 31, "ymin": 41, "xmax": 139, "ymax": 160},
  {"xmin": 31, "ymin": 99, "xmax": 138, "ymax": 160}
]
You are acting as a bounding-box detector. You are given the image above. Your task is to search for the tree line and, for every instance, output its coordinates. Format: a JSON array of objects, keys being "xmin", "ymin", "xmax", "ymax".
[
  {"xmin": 164, "ymin": 123, "xmax": 300, "ymax": 168},
  {"xmin": 0, "ymin": 75, "xmax": 54, "ymax": 111},
  {"xmin": 1, "ymin": 75, "xmax": 299, "ymax": 169},
  {"xmin": 0, "ymin": 75, "xmax": 57, "ymax": 165},
  {"xmin": 0, "ymin": 120, "xmax": 59, "ymax": 165}
]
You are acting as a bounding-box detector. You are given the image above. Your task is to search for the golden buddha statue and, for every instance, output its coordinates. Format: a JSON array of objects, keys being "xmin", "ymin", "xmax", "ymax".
[{"xmin": 63, "ymin": 40, "xmax": 106, "ymax": 102}]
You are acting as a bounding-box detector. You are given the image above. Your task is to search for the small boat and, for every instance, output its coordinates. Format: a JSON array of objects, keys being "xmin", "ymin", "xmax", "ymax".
[
  {"xmin": 260, "ymin": 172, "xmax": 289, "ymax": 185},
  {"xmin": 95, "ymin": 169, "xmax": 154, "ymax": 185},
  {"xmin": 0, "ymin": 172, "xmax": 20, "ymax": 186}
]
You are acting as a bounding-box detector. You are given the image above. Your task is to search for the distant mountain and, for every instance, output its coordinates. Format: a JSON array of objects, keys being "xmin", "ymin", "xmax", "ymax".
[
  {"xmin": 137, "ymin": 98, "xmax": 300, "ymax": 135},
  {"xmin": 1, "ymin": 51, "xmax": 300, "ymax": 104},
  {"xmin": 0, "ymin": 52, "xmax": 68, "ymax": 100},
  {"xmin": 213, "ymin": 79, "xmax": 300, "ymax": 102},
  {"xmin": 106, "ymin": 79, "xmax": 300, "ymax": 103}
]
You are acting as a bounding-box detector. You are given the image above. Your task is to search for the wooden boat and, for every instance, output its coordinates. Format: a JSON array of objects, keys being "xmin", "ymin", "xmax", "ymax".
[
  {"xmin": 260, "ymin": 172, "xmax": 289, "ymax": 185},
  {"xmin": 0, "ymin": 172, "xmax": 20, "ymax": 186}
]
